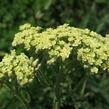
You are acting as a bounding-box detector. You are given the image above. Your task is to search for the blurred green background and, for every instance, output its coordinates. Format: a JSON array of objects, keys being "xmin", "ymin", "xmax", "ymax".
[{"xmin": 1, "ymin": 0, "xmax": 109, "ymax": 52}]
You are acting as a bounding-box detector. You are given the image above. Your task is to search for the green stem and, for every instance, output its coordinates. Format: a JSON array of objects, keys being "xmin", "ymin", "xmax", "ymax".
[
  {"xmin": 16, "ymin": 94, "xmax": 28, "ymax": 109},
  {"xmin": 53, "ymin": 97, "xmax": 60, "ymax": 109},
  {"xmin": 52, "ymin": 61, "xmax": 62, "ymax": 109},
  {"xmin": 80, "ymin": 78, "xmax": 87, "ymax": 96}
]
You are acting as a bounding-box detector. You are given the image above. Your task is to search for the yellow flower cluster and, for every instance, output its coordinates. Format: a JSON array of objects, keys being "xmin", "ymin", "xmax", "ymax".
[
  {"xmin": 12, "ymin": 23, "xmax": 109, "ymax": 74},
  {"xmin": 12, "ymin": 23, "xmax": 41, "ymax": 50},
  {"xmin": 0, "ymin": 50, "xmax": 37, "ymax": 85}
]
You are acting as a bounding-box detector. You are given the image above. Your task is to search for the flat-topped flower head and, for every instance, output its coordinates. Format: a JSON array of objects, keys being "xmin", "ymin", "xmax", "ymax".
[
  {"xmin": 12, "ymin": 23, "xmax": 109, "ymax": 74},
  {"xmin": 0, "ymin": 50, "xmax": 37, "ymax": 86}
]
